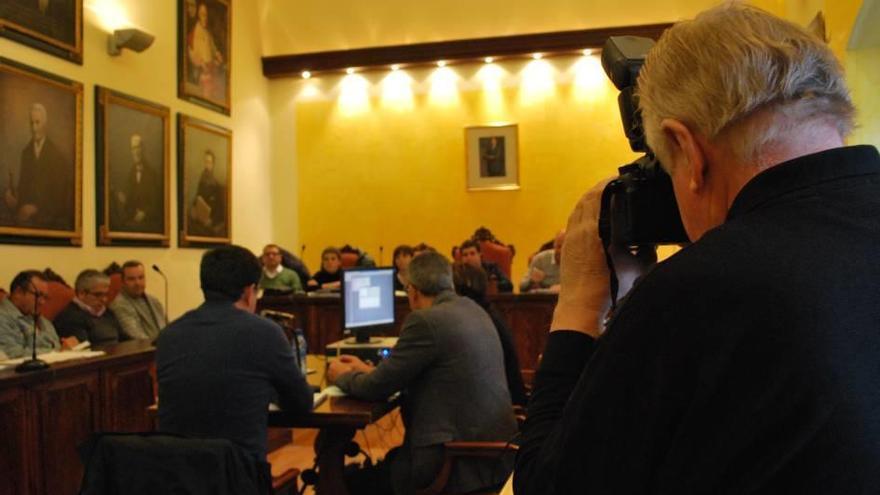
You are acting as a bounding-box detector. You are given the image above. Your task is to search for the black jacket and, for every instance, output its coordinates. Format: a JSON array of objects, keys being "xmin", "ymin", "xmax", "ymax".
[
  {"xmin": 516, "ymin": 146, "xmax": 880, "ymax": 494},
  {"xmin": 156, "ymin": 300, "xmax": 312, "ymax": 461}
]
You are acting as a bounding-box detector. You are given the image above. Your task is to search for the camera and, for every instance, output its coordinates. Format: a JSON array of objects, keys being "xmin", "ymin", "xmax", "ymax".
[{"xmin": 598, "ymin": 36, "xmax": 688, "ymax": 248}]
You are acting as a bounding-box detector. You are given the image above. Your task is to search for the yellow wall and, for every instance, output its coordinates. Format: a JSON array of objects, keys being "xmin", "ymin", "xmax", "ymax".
[
  {"xmin": 0, "ymin": 0, "xmax": 277, "ymax": 318},
  {"xmin": 292, "ymin": 57, "xmax": 638, "ymax": 280},
  {"xmin": 260, "ymin": 0, "xmax": 763, "ymax": 55},
  {"xmin": 849, "ymin": 47, "xmax": 880, "ymax": 148}
]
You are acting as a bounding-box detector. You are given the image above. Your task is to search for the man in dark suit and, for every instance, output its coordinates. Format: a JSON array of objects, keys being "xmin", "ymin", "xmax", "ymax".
[
  {"xmin": 328, "ymin": 251, "xmax": 518, "ymax": 495},
  {"xmin": 114, "ymin": 133, "xmax": 162, "ymax": 233},
  {"xmin": 516, "ymin": 4, "xmax": 880, "ymax": 494},
  {"xmin": 4, "ymin": 102, "xmax": 73, "ymax": 230},
  {"xmin": 156, "ymin": 245, "xmax": 313, "ymax": 484}
]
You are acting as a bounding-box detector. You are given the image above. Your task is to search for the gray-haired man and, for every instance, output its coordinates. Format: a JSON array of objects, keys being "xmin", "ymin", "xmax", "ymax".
[
  {"xmin": 54, "ymin": 269, "xmax": 124, "ymax": 347},
  {"xmin": 328, "ymin": 251, "xmax": 517, "ymax": 494},
  {"xmin": 517, "ymin": 4, "xmax": 880, "ymax": 494}
]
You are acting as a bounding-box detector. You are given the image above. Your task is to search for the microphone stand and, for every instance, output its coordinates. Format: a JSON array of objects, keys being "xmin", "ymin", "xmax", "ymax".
[
  {"xmin": 16, "ymin": 288, "xmax": 49, "ymax": 373},
  {"xmin": 152, "ymin": 265, "xmax": 169, "ymax": 326}
]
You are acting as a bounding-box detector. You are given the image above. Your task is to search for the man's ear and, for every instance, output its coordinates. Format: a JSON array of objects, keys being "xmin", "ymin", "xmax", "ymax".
[{"xmin": 660, "ymin": 119, "xmax": 708, "ymax": 192}]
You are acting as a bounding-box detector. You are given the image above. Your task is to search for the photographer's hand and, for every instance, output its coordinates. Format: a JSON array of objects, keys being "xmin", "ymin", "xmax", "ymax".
[
  {"xmin": 550, "ymin": 179, "xmax": 613, "ymax": 338},
  {"xmin": 550, "ymin": 179, "xmax": 657, "ymax": 338}
]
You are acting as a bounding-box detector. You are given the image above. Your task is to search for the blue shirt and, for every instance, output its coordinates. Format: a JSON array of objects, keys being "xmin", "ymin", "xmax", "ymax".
[{"xmin": 0, "ymin": 297, "xmax": 61, "ymax": 359}]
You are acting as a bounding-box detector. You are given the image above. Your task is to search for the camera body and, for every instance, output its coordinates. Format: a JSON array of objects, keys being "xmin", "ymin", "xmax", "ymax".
[{"xmin": 598, "ymin": 36, "xmax": 688, "ymax": 248}]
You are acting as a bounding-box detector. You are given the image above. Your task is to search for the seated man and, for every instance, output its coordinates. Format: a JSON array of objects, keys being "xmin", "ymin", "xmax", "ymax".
[
  {"xmin": 0, "ymin": 270, "xmax": 75, "ymax": 358},
  {"xmin": 54, "ymin": 269, "xmax": 125, "ymax": 347},
  {"xmin": 328, "ymin": 252, "xmax": 518, "ymax": 494},
  {"xmin": 157, "ymin": 245, "xmax": 313, "ymax": 478},
  {"xmin": 519, "ymin": 230, "xmax": 565, "ymax": 293},
  {"xmin": 258, "ymin": 243, "xmax": 304, "ymax": 293},
  {"xmin": 459, "ymin": 240, "xmax": 513, "ymax": 293},
  {"xmin": 109, "ymin": 260, "xmax": 167, "ymax": 341}
]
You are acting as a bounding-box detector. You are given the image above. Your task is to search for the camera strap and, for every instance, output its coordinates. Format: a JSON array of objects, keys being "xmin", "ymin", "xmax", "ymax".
[{"xmin": 598, "ymin": 185, "xmax": 621, "ymax": 311}]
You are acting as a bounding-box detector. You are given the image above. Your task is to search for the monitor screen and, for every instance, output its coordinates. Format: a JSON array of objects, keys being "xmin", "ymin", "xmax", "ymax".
[{"xmin": 342, "ymin": 267, "xmax": 395, "ymax": 336}]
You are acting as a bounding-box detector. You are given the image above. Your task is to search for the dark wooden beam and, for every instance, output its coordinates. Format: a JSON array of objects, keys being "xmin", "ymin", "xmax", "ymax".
[{"xmin": 262, "ymin": 22, "xmax": 672, "ymax": 79}]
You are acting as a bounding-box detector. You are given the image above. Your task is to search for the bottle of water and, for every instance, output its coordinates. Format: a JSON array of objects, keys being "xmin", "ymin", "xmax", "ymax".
[{"xmin": 293, "ymin": 327, "xmax": 308, "ymax": 375}]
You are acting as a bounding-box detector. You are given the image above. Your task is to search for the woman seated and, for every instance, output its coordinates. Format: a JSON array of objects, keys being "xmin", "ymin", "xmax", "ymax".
[
  {"xmin": 391, "ymin": 244, "xmax": 414, "ymax": 291},
  {"xmin": 306, "ymin": 247, "xmax": 343, "ymax": 291},
  {"xmin": 452, "ymin": 262, "xmax": 528, "ymax": 407}
]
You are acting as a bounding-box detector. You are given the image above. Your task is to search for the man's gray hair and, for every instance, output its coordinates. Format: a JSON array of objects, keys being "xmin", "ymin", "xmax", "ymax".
[
  {"xmin": 638, "ymin": 3, "xmax": 854, "ymax": 169},
  {"xmin": 74, "ymin": 269, "xmax": 110, "ymax": 293},
  {"xmin": 407, "ymin": 251, "xmax": 454, "ymax": 296}
]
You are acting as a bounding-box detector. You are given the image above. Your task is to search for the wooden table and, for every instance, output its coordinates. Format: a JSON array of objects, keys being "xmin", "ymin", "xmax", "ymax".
[
  {"xmin": 259, "ymin": 292, "xmax": 557, "ymax": 382},
  {"xmin": 269, "ymin": 355, "xmax": 398, "ymax": 495},
  {"xmin": 0, "ymin": 340, "xmax": 156, "ymax": 495}
]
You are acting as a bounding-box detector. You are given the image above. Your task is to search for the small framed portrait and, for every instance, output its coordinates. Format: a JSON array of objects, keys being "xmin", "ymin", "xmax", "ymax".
[
  {"xmin": 0, "ymin": 0, "xmax": 83, "ymax": 64},
  {"xmin": 0, "ymin": 58, "xmax": 82, "ymax": 245},
  {"xmin": 178, "ymin": 0, "xmax": 231, "ymax": 115},
  {"xmin": 95, "ymin": 87, "xmax": 170, "ymax": 246},
  {"xmin": 465, "ymin": 123, "xmax": 520, "ymax": 191},
  {"xmin": 177, "ymin": 114, "xmax": 231, "ymax": 247}
]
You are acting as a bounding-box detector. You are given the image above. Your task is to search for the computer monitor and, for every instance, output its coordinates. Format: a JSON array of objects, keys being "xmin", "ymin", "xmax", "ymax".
[{"xmin": 341, "ymin": 267, "xmax": 396, "ymax": 343}]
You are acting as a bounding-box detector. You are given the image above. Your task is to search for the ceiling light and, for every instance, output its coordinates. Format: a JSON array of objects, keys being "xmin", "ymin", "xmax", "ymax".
[
  {"xmin": 301, "ymin": 70, "xmax": 311, "ymax": 79},
  {"xmin": 346, "ymin": 68, "xmax": 355, "ymax": 75},
  {"xmin": 437, "ymin": 60, "xmax": 447, "ymax": 67},
  {"xmin": 532, "ymin": 53, "xmax": 543, "ymax": 60},
  {"xmin": 582, "ymin": 48, "xmax": 593, "ymax": 56},
  {"xmin": 391, "ymin": 64, "xmax": 400, "ymax": 71},
  {"xmin": 484, "ymin": 57, "xmax": 494, "ymax": 64}
]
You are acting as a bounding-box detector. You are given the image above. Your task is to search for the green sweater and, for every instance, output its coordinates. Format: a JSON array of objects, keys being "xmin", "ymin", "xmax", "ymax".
[{"xmin": 259, "ymin": 267, "xmax": 304, "ymax": 293}]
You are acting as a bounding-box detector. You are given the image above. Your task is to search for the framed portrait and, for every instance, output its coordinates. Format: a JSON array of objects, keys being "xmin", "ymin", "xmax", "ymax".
[
  {"xmin": 95, "ymin": 87, "xmax": 170, "ymax": 246},
  {"xmin": 177, "ymin": 114, "xmax": 231, "ymax": 247},
  {"xmin": 0, "ymin": 58, "xmax": 82, "ymax": 245},
  {"xmin": 465, "ymin": 124, "xmax": 520, "ymax": 191},
  {"xmin": 0, "ymin": 0, "xmax": 83, "ymax": 64},
  {"xmin": 178, "ymin": 0, "xmax": 231, "ymax": 115}
]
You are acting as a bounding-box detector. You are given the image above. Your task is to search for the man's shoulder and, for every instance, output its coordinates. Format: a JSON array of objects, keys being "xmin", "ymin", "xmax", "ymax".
[{"xmin": 531, "ymin": 249, "xmax": 554, "ymax": 265}]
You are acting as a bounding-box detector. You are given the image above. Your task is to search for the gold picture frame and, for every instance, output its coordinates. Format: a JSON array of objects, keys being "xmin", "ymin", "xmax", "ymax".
[
  {"xmin": 95, "ymin": 87, "xmax": 171, "ymax": 246},
  {"xmin": 465, "ymin": 123, "xmax": 520, "ymax": 191},
  {"xmin": 0, "ymin": 0, "xmax": 83, "ymax": 64},
  {"xmin": 178, "ymin": 0, "xmax": 231, "ymax": 115},
  {"xmin": 177, "ymin": 114, "xmax": 232, "ymax": 247},
  {"xmin": 0, "ymin": 58, "xmax": 82, "ymax": 245}
]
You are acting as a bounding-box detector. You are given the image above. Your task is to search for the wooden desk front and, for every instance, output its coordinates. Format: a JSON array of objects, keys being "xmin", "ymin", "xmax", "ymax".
[
  {"xmin": 258, "ymin": 292, "xmax": 556, "ymax": 381},
  {"xmin": 0, "ymin": 340, "xmax": 156, "ymax": 495}
]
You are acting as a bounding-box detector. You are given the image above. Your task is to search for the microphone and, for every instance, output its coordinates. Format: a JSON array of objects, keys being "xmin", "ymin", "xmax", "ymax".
[
  {"xmin": 300, "ymin": 244, "xmax": 306, "ymax": 259},
  {"xmin": 16, "ymin": 285, "xmax": 49, "ymax": 373},
  {"xmin": 379, "ymin": 245, "xmax": 384, "ymax": 266},
  {"xmin": 152, "ymin": 264, "xmax": 169, "ymax": 326}
]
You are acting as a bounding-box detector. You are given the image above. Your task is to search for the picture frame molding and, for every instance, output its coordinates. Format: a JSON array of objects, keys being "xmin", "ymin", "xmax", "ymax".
[
  {"xmin": 177, "ymin": 0, "xmax": 232, "ymax": 115},
  {"xmin": 177, "ymin": 113, "xmax": 233, "ymax": 247},
  {"xmin": 464, "ymin": 122, "xmax": 521, "ymax": 192},
  {"xmin": 0, "ymin": 0, "xmax": 84, "ymax": 64},
  {"xmin": 95, "ymin": 86, "xmax": 171, "ymax": 247},
  {"xmin": 0, "ymin": 57, "xmax": 83, "ymax": 245}
]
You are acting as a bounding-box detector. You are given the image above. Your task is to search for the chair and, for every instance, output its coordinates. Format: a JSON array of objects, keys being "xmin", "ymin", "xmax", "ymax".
[
  {"xmin": 42, "ymin": 279, "xmax": 74, "ymax": 321},
  {"xmin": 415, "ymin": 442, "xmax": 519, "ymax": 495},
  {"xmin": 463, "ymin": 227, "xmax": 516, "ymax": 278},
  {"xmin": 340, "ymin": 252, "xmax": 360, "ymax": 268},
  {"xmin": 79, "ymin": 432, "xmax": 287, "ymax": 495},
  {"xmin": 144, "ymin": 405, "xmax": 299, "ymax": 495}
]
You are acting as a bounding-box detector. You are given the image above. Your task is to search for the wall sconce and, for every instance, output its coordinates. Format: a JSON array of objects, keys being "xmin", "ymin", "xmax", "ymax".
[{"xmin": 108, "ymin": 28, "xmax": 155, "ymax": 56}]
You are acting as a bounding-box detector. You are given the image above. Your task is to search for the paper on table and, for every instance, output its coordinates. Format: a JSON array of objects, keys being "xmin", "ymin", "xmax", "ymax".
[{"xmin": 0, "ymin": 350, "xmax": 105, "ymax": 366}]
